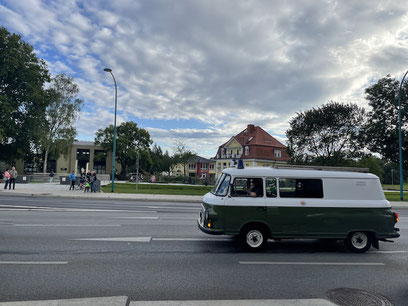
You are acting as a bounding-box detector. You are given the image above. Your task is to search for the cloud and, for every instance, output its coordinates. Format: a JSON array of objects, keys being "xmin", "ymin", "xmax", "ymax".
[{"xmin": 2, "ymin": 0, "xmax": 408, "ymax": 157}]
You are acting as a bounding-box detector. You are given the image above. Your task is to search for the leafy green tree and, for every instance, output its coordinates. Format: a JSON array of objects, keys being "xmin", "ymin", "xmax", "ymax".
[
  {"xmin": 150, "ymin": 144, "xmax": 175, "ymax": 175},
  {"xmin": 363, "ymin": 75, "xmax": 408, "ymax": 167},
  {"xmin": 150, "ymin": 144, "xmax": 164, "ymax": 174},
  {"xmin": 355, "ymin": 156, "xmax": 384, "ymax": 181},
  {"xmin": 286, "ymin": 102, "xmax": 366, "ymax": 166},
  {"xmin": 95, "ymin": 121, "xmax": 152, "ymax": 177},
  {"xmin": 40, "ymin": 74, "xmax": 84, "ymax": 173},
  {"xmin": 172, "ymin": 140, "xmax": 196, "ymax": 177},
  {"xmin": 0, "ymin": 26, "xmax": 50, "ymax": 162}
]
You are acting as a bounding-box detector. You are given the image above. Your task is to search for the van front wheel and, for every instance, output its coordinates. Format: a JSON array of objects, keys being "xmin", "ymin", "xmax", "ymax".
[
  {"xmin": 241, "ymin": 227, "xmax": 267, "ymax": 251},
  {"xmin": 345, "ymin": 231, "xmax": 372, "ymax": 253}
]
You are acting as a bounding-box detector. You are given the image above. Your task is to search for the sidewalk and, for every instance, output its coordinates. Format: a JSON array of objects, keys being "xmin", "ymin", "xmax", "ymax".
[{"xmin": 0, "ymin": 182, "xmax": 203, "ymax": 203}]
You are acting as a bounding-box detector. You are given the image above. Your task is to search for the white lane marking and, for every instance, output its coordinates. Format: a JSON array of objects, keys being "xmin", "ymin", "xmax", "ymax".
[
  {"xmin": 0, "ymin": 261, "xmax": 68, "ymax": 265},
  {"xmin": 153, "ymin": 238, "xmax": 233, "ymax": 242},
  {"xmin": 146, "ymin": 206, "xmax": 198, "ymax": 210},
  {"xmin": 72, "ymin": 237, "xmax": 152, "ymax": 242},
  {"xmin": 0, "ymin": 205, "xmax": 158, "ymax": 213},
  {"xmin": 239, "ymin": 261, "xmax": 385, "ymax": 266},
  {"xmin": 370, "ymin": 251, "xmax": 408, "ymax": 254},
  {"xmin": 71, "ymin": 237, "xmax": 231, "ymax": 242},
  {"xmin": 12, "ymin": 224, "xmax": 121, "ymax": 227},
  {"xmin": 111, "ymin": 217, "xmax": 159, "ymax": 220},
  {"xmin": 160, "ymin": 217, "xmax": 197, "ymax": 220},
  {"xmin": 128, "ymin": 299, "xmax": 336, "ymax": 306}
]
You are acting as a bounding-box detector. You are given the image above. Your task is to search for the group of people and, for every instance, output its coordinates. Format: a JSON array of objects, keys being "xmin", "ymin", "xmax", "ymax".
[
  {"xmin": 69, "ymin": 170, "xmax": 98, "ymax": 193},
  {"xmin": 3, "ymin": 167, "xmax": 18, "ymax": 190}
]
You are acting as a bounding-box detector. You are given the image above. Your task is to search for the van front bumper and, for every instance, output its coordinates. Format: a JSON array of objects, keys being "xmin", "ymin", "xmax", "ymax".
[{"xmin": 197, "ymin": 220, "xmax": 224, "ymax": 235}]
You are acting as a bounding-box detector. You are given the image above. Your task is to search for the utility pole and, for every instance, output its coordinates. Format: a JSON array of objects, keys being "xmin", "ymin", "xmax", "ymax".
[{"xmin": 136, "ymin": 153, "xmax": 139, "ymax": 193}]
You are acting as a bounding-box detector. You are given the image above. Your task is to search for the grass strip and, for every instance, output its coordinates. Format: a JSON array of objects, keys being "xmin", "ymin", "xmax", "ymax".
[
  {"xmin": 384, "ymin": 192, "xmax": 408, "ymax": 202},
  {"xmin": 102, "ymin": 183, "xmax": 212, "ymax": 196}
]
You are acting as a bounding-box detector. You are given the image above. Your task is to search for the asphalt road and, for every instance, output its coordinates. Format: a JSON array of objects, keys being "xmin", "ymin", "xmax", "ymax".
[{"xmin": 0, "ymin": 195, "xmax": 407, "ymax": 305}]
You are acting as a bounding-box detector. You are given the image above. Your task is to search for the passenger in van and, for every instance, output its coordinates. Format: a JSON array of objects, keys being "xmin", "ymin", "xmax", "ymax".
[{"xmin": 249, "ymin": 179, "xmax": 263, "ymax": 197}]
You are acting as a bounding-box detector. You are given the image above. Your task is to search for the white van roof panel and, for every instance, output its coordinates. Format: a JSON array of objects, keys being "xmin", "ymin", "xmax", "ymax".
[{"xmin": 222, "ymin": 167, "xmax": 378, "ymax": 179}]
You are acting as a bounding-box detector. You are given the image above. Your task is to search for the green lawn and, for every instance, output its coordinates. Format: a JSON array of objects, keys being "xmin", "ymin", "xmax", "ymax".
[
  {"xmin": 102, "ymin": 183, "xmax": 213, "ymax": 196},
  {"xmin": 102, "ymin": 183, "xmax": 408, "ymax": 201},
  {"xmin": 384, "ymin": 192, "xmax": 408, "ymax": 202}
]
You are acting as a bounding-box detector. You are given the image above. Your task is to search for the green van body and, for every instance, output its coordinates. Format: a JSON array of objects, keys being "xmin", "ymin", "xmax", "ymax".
[{"xmin": 198, "ymin": 168, "xmax": 399, "ymax": 245}]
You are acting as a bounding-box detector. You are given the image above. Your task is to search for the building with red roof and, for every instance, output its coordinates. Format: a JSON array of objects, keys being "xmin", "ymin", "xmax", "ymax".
[{"xmin": 214, "ymin": 124, "xmax": 289, "ymax": 176}]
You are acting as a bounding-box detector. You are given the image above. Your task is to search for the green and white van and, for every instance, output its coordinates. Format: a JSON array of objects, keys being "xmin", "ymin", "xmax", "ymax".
[{"xmin": 198, "ymin": 167, "xmax": 400, "ymax": 252}]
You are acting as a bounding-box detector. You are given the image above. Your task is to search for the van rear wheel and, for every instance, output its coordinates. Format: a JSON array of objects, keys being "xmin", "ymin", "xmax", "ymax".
[
  {"xmin": 241, "ymin": 226, "xmax": 267, "ymax": 251},
  {"xmin": 345, "ymin": 231, "xmax": 372, "ymax": 253}
]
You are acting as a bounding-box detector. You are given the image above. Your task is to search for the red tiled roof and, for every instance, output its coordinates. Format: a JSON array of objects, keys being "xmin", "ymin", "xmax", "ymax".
[{"xmin": 215, "ymin": 124, "xmax": 289, "ymax": 161}]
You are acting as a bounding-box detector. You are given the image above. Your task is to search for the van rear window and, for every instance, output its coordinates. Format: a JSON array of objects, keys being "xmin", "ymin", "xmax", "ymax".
[{"xmin": 279, "ymin": 178, "xmax": 323, "ymax": 198}]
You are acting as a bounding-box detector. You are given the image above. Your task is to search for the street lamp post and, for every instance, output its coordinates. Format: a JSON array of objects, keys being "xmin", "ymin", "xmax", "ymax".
[
  {"xmin": 104, "ymin": 68, "xmax": 117, "ymax": 193},
  {"xmin": 398, "ymin": 70, "xmax": 408, "ymax": 200}
]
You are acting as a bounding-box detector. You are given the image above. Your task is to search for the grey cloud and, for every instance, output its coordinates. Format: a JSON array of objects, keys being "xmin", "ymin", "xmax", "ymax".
[{"xmin": 3, "ymin": 0, "xmax": 408, "ymax": 155}]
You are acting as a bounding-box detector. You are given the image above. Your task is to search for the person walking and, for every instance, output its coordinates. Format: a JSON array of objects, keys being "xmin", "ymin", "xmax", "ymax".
[
  {"xmin": 49, "ymin": 171, "xmax": 54, "ymax": 183},
  {"xmin": 8, "ymin": 167, "xmax": 18, "ymax": 190},
  {"xmin": 3, "ymin": 169, "xmax": 10, "ymax": 189},
  {"xmin": 69, "ymin": 171, "xmax": 76, "ymax": 191}
]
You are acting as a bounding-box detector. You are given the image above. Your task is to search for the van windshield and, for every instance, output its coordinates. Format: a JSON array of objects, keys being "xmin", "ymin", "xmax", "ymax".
[{"xmin": 211, "ymin": 173, "xmax": 231, "ymax": 196}]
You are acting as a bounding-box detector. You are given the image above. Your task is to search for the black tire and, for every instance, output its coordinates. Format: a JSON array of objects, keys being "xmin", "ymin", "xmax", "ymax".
[
  {"xmin": 344, "ymin": 231, "xmax": 372, "ymax": 253},
  {"xmin": 240, "ymin": 226, "xmax": 268, "ymax": 251}
]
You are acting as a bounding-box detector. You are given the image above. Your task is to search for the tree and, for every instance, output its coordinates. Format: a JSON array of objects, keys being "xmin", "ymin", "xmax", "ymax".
[
  {"xmin": 40, "ymin": 74, "xmax": 84, "ymax": 173},
  {"xmin": 363, "ymin": 75, "xmax": 408, "ymax": 167},
  {"xmin": 0, "ymin": 27, "xmax": 50, "ymax": 162},
  {"xmin": 150, "ymin": 144, "xmax": 175, "ymax": 175},
  {"xmin": 172, "ymin": 140, "xmax": 197, "ymax": 177},
  {"xmin": 286, "ymin": 102, "xmax": 366, "ymax": 165},
  {"xmin": 95, "ymin": 121, "xmax": 153, "ymax": 177}
]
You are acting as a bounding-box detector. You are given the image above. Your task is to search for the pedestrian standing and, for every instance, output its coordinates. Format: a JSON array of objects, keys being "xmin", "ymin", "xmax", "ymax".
[
  {"xmin": 90, "ymin": 171, "xmax": 96, "ymax": 192},
  {"xmin": 69, "ymin": 171, "xmax": 76, "ymax": 190},
  {"xmin": 3, "ymin": 169, "xmax": 10, "ymax": 189},
  {"xmin": 49, "ymin": 171, "xmax": 54, "ymax": 183},
  {"xmin": 9, "ymin": 167, "xmax": 18, "ymax": 190}
]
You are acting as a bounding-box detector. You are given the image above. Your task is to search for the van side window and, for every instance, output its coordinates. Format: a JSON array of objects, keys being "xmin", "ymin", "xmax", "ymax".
[
  {"xmin": 231, "ymin": 178, "xmax": 264, "ymax": 197},
  {"xmin": 279, "ymin": 178, "xmax": 323, "ymax": 198},
  {"xmin": 266, "ymin": 178, "xmax": 277, "ymax": 198}
]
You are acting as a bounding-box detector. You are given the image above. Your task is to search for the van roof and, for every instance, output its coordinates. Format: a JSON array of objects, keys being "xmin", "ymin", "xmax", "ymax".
[{"xmin": 222, "ymin": 167, "xmax": 378, "ymax": 179}]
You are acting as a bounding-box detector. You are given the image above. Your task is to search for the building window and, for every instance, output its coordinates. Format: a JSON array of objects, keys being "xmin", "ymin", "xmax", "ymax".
[
  {"xmin": 246, "ymin": 163, "xmax": 249, "ymax": 167},
  {"xmin": 274, "ymin": 150, "xmax": 282, "ymax": 158},
  {"xmin": 210, "ymin": 164, "xmax": 214, "ymax": 170},
  {"xmin": 245, "ymin": 146, "xmax": 249, "ymax": 156},
  {"xmin": 201, "ymin": 163, "xmax": 208, "ymax": 170},
  {"xmin": 188, "ymin": 164, "xmax": 196, "ymax": 170}
]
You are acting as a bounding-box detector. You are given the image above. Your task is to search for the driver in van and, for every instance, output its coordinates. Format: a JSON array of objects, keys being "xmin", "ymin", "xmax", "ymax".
[{"xmin": 249, "ymin": 179, "xmax": 263, "ymax": 197}]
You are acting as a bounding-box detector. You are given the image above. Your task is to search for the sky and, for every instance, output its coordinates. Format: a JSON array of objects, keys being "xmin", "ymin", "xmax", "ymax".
[{"xmin": 1, "ymin": 0, "xmax": 408, "ymax": 158}]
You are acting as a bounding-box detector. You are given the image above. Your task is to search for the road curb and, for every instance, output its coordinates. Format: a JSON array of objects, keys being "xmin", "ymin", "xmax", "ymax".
[{"xmin": 0, "ymin": 191, "xmax": 202, "ymax": 203}]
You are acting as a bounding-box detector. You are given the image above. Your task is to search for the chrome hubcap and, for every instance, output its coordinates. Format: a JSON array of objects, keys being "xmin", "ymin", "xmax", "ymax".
[
  {"xmin": 351, "ymin": 232, "xmax": 368, "ymax": 249},
  {"xmin": 246, "ymin": 230, "xmax": 263, "ymax": 248}
]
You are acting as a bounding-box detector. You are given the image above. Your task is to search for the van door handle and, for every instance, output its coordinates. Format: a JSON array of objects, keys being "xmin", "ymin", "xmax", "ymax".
[{"xmin": 257, "ymin": 207, "xmax": 266, "ymax": 211}]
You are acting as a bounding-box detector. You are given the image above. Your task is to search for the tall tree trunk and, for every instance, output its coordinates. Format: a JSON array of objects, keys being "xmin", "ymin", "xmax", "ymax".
[{"xmin": 43, "ymin": 147, "xmax": 49, "ymax": 174}]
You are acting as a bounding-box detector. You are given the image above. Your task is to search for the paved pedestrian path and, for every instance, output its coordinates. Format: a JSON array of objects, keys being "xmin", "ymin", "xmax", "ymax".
[
  {"xmin": 0, "ymin": 182, "xmax": 202, "ymax": 203},
  {"xmin": 0, "ymin": 297, "xmax": 337, "ymax": 306}
]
